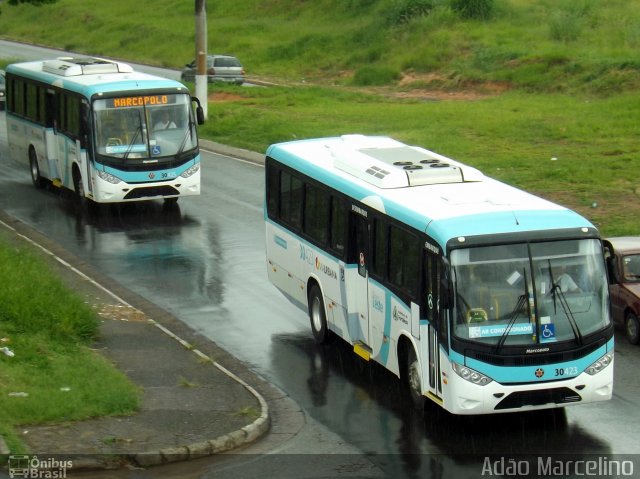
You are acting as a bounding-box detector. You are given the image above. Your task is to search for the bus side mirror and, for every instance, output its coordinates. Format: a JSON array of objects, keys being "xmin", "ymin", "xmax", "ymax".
[
  {"xmin": 440, "ymin": 258, "xmax": 454, "ymax": 310},
  {"xmin": 605, "ymin": 255, "xmax": 619, "ymax": 284},
  {"xmin": 191, "ymin": 96, "xmax": 205, "ymax": 125},
  {"xmin": 196, "ymin": 106, "xmax": 205, "ymax": 125}
]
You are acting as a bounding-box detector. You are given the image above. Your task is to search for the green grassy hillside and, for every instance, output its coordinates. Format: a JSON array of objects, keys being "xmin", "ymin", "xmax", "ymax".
[
  {"xmin": 1, "ymin": 0, "xmax": 640, "ymax": 93},
  {"xmin": 0, "ymin": 0, "xmax": 639, "ymax": 235}
]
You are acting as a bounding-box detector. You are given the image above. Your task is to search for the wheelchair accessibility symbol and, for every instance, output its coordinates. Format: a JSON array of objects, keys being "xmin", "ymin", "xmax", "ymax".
[{"xmin": 541, "ymin": 323, "xmax": 556, "ymax": 343}]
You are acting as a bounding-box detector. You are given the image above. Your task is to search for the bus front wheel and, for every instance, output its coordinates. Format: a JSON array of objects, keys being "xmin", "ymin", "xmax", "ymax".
[
  {"xmin": 405, "ymin": 346, "xmax": 426, "ymax": 412},
  {"xmin": 73, "ymin": 168, "xmax": 87, "ymax": 207},
  {"xmin": 308, "ymin": 284, "xmax": 329, "ymax": 344},
  {"xmin": 29, "ymin": 148, "xmax": 44, "ymax": 189}
]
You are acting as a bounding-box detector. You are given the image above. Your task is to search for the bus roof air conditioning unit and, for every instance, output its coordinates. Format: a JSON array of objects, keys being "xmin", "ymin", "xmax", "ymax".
[
  {"xmin": 330, "ymin": 135, "xmax": 484, "ymax": 188},
  {"xmin": 43, "ymin": 57, "xmax": 134, "ymax": 77}
]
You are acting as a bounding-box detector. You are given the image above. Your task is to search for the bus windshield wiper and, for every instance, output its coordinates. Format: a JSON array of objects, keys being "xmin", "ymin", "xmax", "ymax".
[
  {"xmin": 548, "ymin": 260, "xmax": 583, "ymax": 346},
  {"xmin": 496, "ymin": 270, "xmax": 530, "ymax": 353},
  {"xmin": 176, "ymin": 120, "xmax": 195, "ymax": 158},
  {"xmin": 122, "ymin": 126, "xmax": 141, "ymax": 161},
  {"xmin": 123, "ymin": 110, "xmax": 144, "ymax": 161}
]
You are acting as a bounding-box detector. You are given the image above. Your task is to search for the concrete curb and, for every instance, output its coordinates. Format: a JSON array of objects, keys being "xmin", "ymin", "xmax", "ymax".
[
  {"xmin": 199, "ymin": 139, "xmax": 264, "ymax": 165},
  {"xmin": 129, "ymin": 320, "xmax": 272, "ymax": 467}
]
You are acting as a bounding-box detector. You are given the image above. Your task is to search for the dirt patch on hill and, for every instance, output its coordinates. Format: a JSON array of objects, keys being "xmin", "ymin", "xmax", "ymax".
[
  {"xmin": 209, "ymin": 91, "xmax": 246, "ymax": 102},
  {"xmin": 393, "ymin": 72, "xmax": 511, "ymax": 101}
]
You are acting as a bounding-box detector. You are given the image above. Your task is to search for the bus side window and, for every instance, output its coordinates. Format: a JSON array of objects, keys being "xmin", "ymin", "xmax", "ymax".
[
  {"xmin": 388, "ymin": 225, "xmax": 420, "ymax": 299},
  {"xmin": 372, "ymin": 218, "xmax": 387, "ymax": 279},
  {"xmin": 266, "ymin": 162, "xmax": 280, "ymax": 219},
  {"xmin": 303, "ymin": 183, "xmax": 329, "ymax": 246},
  {"xmin": 45, "ymin": 90, "xmax": 56, "ymax": 128},
  {"xmin": 330, "ymin": 197, "xmax": 347, "ymax": 256},
  {"xmin": 280, "ymin": 170, "xmax": 303, "ymax": 230}
]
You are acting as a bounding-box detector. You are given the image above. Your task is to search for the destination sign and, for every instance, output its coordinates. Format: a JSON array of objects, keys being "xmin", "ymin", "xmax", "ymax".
[{"xmin": 109, "ymin": 95, "xmax": 172, "ymax": 108}]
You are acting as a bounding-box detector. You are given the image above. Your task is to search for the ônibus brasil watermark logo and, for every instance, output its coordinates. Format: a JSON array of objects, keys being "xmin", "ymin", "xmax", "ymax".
[{"xmin": 7, "ymin": 455, "xmax": 73, "ymax": 478}]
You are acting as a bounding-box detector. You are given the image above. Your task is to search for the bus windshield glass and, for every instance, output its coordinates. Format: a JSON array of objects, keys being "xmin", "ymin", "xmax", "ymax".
[
  {"xmin": 93, "ymin": 93, "xmax": 196, "ymax": 159},
  {"xmin": 451, "ymin": 239, "xmax": 610, "ymax": 347}
]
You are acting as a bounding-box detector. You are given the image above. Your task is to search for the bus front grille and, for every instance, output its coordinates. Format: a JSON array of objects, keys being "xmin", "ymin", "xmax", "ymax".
[
  {"xmin": 123, "ymin": 186, "xmax": 180, "ymax": 200},
  {"xmin": 495, "ymin": 387, "xmax": 582, "ymax": 410},
  {"xmin": 470, "ymin": 339, "xmax": 604, "ymax": 367}
]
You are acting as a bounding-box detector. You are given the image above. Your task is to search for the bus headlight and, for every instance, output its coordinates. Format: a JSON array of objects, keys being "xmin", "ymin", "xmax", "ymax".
[
  {"xmin": 97, "ymin": 170, "xmax": 122, "ymax": 184},
  {"xmin": 585, "ymin": 351, "xmax": 613, "ymax": 376},
  {"xmin": 452, "ymin": 362, "xmax": 493, "ymax": 386},
  {"xmin": 180, "ymin": 163, "xmax": 200, "ymax": 178}
]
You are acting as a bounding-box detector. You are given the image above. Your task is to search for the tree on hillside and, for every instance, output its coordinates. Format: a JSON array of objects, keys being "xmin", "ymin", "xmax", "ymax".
[
  {"xmin": 1, "ymin": 0, "xmax": 56, "ymax": 14},
  {"xmin": 450, "ymin": 0, "xmax": 493, "ymax": 19},
  {"xmin": 7, "ymin": 0, "xmax": 57, "ymax": 4}
]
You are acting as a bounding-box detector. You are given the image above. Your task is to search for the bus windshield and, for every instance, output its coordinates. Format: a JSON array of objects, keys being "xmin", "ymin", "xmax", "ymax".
[
  {"xmin": 93, "ymin": 93, "xmax": 196, "ymax": 159},
  {"xmin": 451, "ymin": 239, "xmax": 610, "ymax": 348}
]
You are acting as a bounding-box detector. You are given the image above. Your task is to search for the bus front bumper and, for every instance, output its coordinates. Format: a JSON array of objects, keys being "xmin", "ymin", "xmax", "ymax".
[
  {"xmin": 442, "ymin": 367, "xmax": 613, "ymax": 415},
  {"xmin": 92, "ymin": 169, "xmax": 201, "ymax": 203}
]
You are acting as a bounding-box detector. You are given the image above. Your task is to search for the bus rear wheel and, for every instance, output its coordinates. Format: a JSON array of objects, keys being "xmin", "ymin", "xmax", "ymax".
[
  {"xmin": 308, "ymin": 284, "xmax": 330, "ymax": 344},
  {"xmin": 29, "ymin": 148, "xmax": 44, "ymax": 189}
]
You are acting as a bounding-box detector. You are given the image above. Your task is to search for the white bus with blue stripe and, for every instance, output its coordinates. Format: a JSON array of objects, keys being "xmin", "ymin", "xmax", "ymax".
[
  {"xmin": 265, "ymin": 135, "xmax": 614, "ymax": 415},
  {"xmin": 5, "ymin": 57, "xmax": 204, "ymax": 204}
]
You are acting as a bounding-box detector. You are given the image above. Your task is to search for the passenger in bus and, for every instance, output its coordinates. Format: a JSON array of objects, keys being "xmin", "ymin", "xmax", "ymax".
[{"xmin": 154, "ymin": 110, "xmax": 176, "ymax": 130}]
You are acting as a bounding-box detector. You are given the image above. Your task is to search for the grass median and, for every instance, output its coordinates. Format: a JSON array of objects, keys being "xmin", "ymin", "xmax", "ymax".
[
  {"xmin": 0, "ymin": 233, "xmax": 140, "ymax": 454},
  {"xmin": 201, "ymin": 84, "xmax": 640, "ymax": 237}
]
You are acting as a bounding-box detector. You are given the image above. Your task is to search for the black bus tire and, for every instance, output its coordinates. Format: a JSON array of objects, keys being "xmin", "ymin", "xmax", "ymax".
[
  {"xmin": 29, "ymin": 148, "xmax": 44, "ymax": 189},
  {"xmin": 308, "ymin": 284, "xmax": 330, "ymax": 344},
  {"xmin": 406, "ymin": 346, "xmax": 426, "ymax": 412}
]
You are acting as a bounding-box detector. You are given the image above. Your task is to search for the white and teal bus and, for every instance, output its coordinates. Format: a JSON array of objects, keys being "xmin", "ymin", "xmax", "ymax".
[
  {"xmin": 265, "ymin": 135, "xmax": 614, "ymax": 415},
  {"xmin": 5, "ymin": 57, "xmax": 204, "ymax": 204}
]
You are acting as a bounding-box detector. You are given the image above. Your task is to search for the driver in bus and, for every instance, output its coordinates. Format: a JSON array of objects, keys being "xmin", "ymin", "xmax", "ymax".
[
  {"xmin": 154, "ymin": 110, "xmax": 176, "ymax": 130},
  {"xmin": 554, "ymin": 265, "xmax": 581, "ymax": 293}
]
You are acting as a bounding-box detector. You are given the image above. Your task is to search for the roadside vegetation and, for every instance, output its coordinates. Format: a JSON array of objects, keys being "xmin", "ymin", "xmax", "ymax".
[{"xmin": 0, "ymin": 234, "xmax": 140, "ymax": 453}]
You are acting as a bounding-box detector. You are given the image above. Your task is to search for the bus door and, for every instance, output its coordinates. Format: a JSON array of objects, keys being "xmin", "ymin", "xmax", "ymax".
[
  {"xmin": 80, "ymin": 100, "xmax": 93, "ymax": 196},
  {"xmin": 44, "ymin": 89, "xmax": 59, "ymax": 179},
  {"xmin": 350, "ymin": 210, "xmax": 370, "ymax": 346},
  {"xmin": 424, "ymin": 249, "xmax": 443, "ymax": 399}
]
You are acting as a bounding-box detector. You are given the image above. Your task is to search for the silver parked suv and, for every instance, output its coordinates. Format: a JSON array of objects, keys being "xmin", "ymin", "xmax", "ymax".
[{"xmin": 181, "ymin": 55, "xmax": 245, "ymax": 85}]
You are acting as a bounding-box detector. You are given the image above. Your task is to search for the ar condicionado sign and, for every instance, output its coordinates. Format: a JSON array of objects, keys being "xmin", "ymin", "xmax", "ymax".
[{"xmin": 109, "ymin": 95, "xmax": 172, "ymax": 108}]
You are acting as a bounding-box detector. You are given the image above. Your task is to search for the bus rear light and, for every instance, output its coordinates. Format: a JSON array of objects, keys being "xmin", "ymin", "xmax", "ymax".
[
  {"xmin": 452, "ymin": 362, "xmax": 493, "ymax": 386},
  {"xmin": 585, "ymin": 352, "xmax": 613, "ymax": 376}
]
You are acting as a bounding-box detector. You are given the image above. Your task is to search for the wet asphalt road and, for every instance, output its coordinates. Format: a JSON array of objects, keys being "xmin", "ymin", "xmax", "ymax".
[{"xmin": 0, "ymin": 110, "xmax": 639, "ymax": 478}]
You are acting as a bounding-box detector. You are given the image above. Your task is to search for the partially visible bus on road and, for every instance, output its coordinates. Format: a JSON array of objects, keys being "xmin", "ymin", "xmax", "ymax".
[
  {"xmin": 5, "ymin": 57, "xmax": 204, "ymax": 205},
  {"xmin": 264, "ymin": 135, "xmax": 614, "ymax": 415}
]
